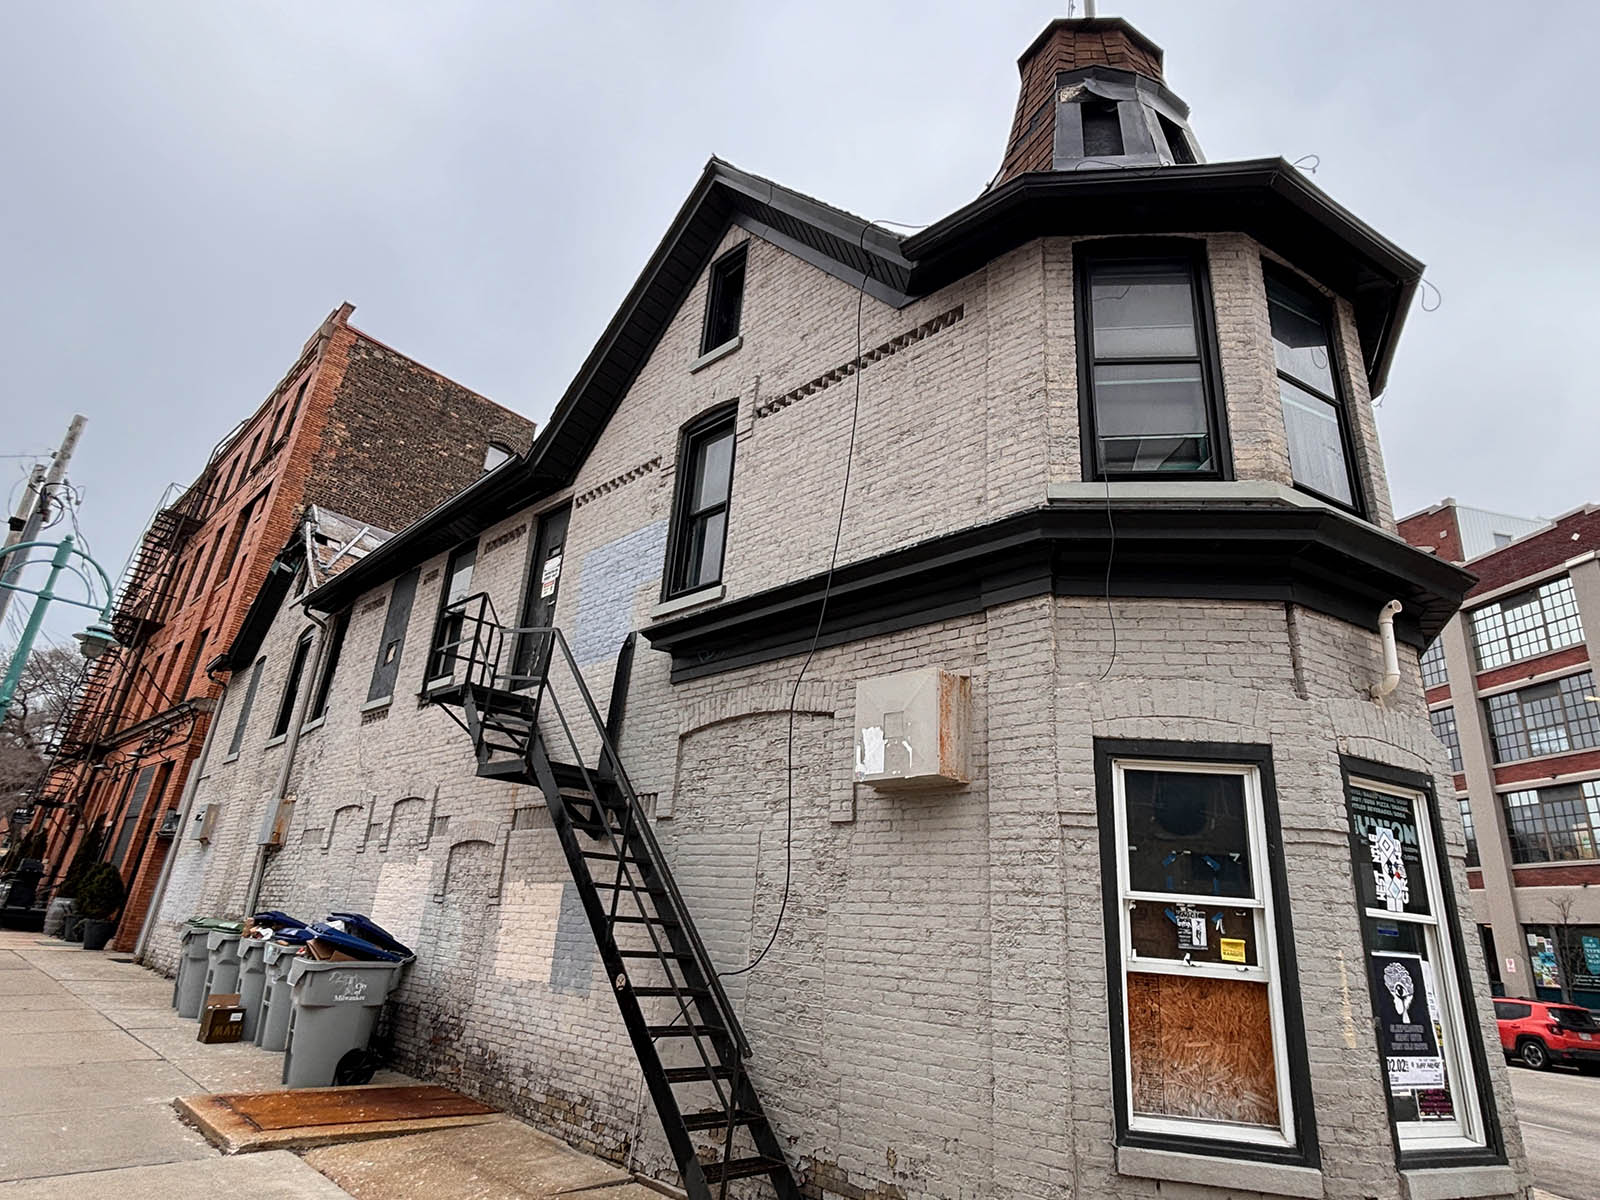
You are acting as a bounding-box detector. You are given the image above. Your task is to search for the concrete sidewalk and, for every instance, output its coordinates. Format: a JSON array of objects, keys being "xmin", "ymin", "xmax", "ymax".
[
  {"xmin": 0, "ymin": 932, "xmax": 663, "ymax": 1200},
  {"xmin": 0, "ymin": 931, "xmax": 353, "ymax": 1197}
]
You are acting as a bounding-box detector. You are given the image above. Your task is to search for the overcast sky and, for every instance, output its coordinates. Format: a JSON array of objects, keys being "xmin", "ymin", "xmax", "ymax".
[{"xmin": 3, "ymin": 1, "xmax": 1597, "ymax": 645}]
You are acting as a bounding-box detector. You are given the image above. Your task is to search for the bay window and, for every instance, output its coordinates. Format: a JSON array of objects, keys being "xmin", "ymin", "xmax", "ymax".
[
  {"xmin": 1097, "ymin": 743, "xmax": 1311, "ymax": 1158},
  {"xmin": 1077, "ymin": 241, "xmax": 1227, "ymax": 480},
  {"xmin": 1344, "ymin": 768, "xmax": 1494, "ymax": 1158},
  {"xmin": 1267, "ymin": 269, "xmax": 1359, "ymax": 509}
]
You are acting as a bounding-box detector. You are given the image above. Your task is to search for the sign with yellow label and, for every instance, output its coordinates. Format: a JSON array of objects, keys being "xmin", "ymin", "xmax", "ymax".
[{"xmin": 1219, "ymin": 938, "xmax": 1247, "ymax": 964}]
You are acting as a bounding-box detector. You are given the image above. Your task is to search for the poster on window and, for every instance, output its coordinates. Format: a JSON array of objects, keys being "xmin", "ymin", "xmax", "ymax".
[
  {"xmin": 1579, "ymin": 934, "xmax": 1600, "ymax": 991},
  {"xmin": 1526, "ymin": 933, "xmax": 1561, "ymax": 990},
  {"xmin": 1371, "ymin": 954, "xmax": 1444, "ymax": 1089},
  {"xmin": 1347, "ymin": 787, "xmax": 1429, "ymax": 917}
]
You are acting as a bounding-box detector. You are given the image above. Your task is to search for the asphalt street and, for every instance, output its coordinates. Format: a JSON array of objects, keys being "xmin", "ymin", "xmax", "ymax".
[{"xmin": 1509, "ymin": 1062, "xmax": 1600, "ymax": 1200}]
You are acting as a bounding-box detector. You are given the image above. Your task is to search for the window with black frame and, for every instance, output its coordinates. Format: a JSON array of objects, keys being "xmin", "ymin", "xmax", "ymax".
[
  {"xmin": 1078, "ymin": 245, "xmax": 1224, "ymax": 479},
  {"xmin": 665, "ymin": 407, "xmax": 736, "ymax": 598},
  {"xmin": 1266, "ymin": 269, "xmax": 1359, "ymax": 509},
  {"xmin": 427, "ymin": 542, "xmax": 478, "ymax": 683},
  {"xmin": 700, "ymin": 244, "xmax": 747, "ymax": 355},
  {"xmin": 270, "ymin": 630, "xmax": 314, "ymax": 740},
  {"xmin": 1345, "ymin": 774, "xmax": 1489, "ymax": 1156},
  {"xmin": 1483, "ymin": 672, "xmax": 1600, "ymax": 763}
]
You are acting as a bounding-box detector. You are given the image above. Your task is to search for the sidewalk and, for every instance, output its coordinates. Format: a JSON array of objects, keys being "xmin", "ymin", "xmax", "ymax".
[{"xmin": 0, "ymin": 931, "xmax": 660, "ymax": 1200}]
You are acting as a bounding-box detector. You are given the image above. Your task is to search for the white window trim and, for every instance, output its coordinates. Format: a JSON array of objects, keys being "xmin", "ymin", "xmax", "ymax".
[
  {"xmin": 1110, "ymin": 758, "xmax": 1296, "ymax": 1149},
  {"xmin": 1350, "ymin": 775, "xmax": 1486, "ymax": 1154}
]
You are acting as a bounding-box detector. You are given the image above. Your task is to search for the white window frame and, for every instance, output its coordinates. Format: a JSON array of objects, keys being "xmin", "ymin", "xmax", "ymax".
[
  {"xmin": 1350, "ymin": 776, "xmax": 1486, "ymax": 1153},
  {"xmin": 1110, "ymin": 758, "xmax": 1296, "ymax": 1148}
]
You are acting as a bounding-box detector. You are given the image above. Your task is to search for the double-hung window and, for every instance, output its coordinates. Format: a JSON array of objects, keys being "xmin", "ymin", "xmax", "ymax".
[
  {"xmin": 1267, "ymin": 269, "xmax": 1359, "ymax": 509},
  {"xmin": 1098, "ymin": 745, "xmax": 1308, "ymax": 1155},
  {"xmin": 665, "ymin": 406, "xmax": 736, "ymax": 598},
  {"xmin": 1344, "ymin": 770, "xmax": 1491, "ymax": 1157},
  {"xmin": 1078, "ymin": 242, "xmax": 1225, "ymax": 479}
]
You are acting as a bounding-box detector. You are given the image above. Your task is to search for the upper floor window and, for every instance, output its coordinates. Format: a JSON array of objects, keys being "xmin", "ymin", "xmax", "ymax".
[
  {"xmin": 1503, "ymin": 781, "xmax": 1600, "ymax": 864},
  {"xmin": 1458, "ymin": 798, "xmax": 1479, "ymax": 868},
  {"xmin": 1077, "ymin": 242, "xmax": 1225, "ymax": 480},
  {"xmin": 665, "ymin": 406, "xmax": 736, "ymax": 598},
  {"xmin": 1430, "ymin": 706, "xmax": 1463, "ymax": 774},
  {"xmin": 1483, "ymin": 671, "xmax": 1600, "ymax": 763},
  {"xmin": 428, "ymin": 541, "xmax": 479, "ymax": 682},
  {"xmin": 1266, "ymin": 269, "xmax": 1359, "ymax": 510},
  {"xmin": 307, "ymin": 610, "xmax": 349, "ymax": 723},
  {"xmin": 270, "ymin": 630, "xmax": 315, "ymax": 741},
  {"xmin": 1420, "ymin": 639, "xmax": 1448, "ymax": 689},
  {"xmin": 227, "ymin": 657, "xmax": 266, "ymax": 759},
  {"xmin": 700, "ymin": 244, "xmax": 747, "ymax": 355},
  {"xmin": 483, "ymin": 442, "xmax": 514, "ymax": 472},
  {"xmin": 1468, "ymin": 576, "xmax": 1584, "ymax": 670}
]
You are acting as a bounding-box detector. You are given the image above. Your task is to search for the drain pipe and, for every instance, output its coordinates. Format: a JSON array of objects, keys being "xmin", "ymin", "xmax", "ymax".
[
  {"xmin": 1370, "ymin": 600, "xmax": 1403, "ymax": 701},
  {"xmin": 133, "ymin": 665, "xmax": 228, "ymax": 961},
  {"xmin": 242, "ymin": 605, "xmax": 329, "ymax": 915}
]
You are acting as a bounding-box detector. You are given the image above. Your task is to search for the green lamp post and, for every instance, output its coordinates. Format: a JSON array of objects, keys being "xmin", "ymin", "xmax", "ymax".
[{"xmin": 0, "ymin": 536, "xmax": 119, "ymax": 722}]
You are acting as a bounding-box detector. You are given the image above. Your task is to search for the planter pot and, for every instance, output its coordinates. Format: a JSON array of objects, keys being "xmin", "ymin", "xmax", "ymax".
[
  {"xmin": 81, "ymin": 918, "xmax": 116, "ymax": 951},
  {"xmin": 65, "ymin": 916, "xmax": 85, "ymax": 942}
]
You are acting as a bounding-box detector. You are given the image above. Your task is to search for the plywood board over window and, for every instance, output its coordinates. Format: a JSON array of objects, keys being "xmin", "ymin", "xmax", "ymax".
[{"xmin": 1127, "ymin": 973, "xmax": 1279, "ymax": 1129}]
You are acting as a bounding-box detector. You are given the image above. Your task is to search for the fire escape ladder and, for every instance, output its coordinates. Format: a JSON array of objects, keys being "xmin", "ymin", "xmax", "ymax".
[{"xmin": 431, "ymin": 595, "xmax": 800, "ymax": 1200}]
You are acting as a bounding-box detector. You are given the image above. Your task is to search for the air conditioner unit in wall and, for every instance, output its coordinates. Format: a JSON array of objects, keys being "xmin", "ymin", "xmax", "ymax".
[
  {"xmin": 854, "ymin": 667, "xmax": 971, "ymax": 790},
  {"xmin": 190, "ymin": 803, "xmax": 219, "ymax": 844}
]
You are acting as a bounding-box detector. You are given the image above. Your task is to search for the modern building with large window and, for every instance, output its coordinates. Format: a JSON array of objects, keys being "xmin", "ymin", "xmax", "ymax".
[
  {"xmin": 1400, "ymin": 498, "xmax": 1600, "ymax": 1009},
  {"xmin": 146, "ymin": 18, "xmax": 1526, "ymax": 1200}
]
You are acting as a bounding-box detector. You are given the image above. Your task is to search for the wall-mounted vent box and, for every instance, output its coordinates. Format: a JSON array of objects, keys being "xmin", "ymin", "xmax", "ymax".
[
  {"xmin": 190, "ymin": 803, "xmax": 219, "ymax": 843},
  {"xmin": 854, "ymin": 667, "xmax": 970, "ymax": 789}
]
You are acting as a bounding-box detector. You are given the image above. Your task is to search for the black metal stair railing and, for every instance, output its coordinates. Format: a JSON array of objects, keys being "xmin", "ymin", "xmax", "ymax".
[{"xmin": 429, "ymin": 594, "xmax": 800, "ymax": 1200}]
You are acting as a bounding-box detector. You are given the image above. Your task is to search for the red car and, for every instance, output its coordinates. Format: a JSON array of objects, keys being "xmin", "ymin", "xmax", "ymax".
[{"xmin": 1494, "ymin": 998, "xmax": 1600, "ymax": 1070}]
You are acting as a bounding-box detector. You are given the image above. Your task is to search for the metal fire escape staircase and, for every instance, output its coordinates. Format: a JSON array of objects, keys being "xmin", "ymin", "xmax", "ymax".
[{"xmin": 430, "ymin": 595, "xmax": 800, "ymax": 1200}]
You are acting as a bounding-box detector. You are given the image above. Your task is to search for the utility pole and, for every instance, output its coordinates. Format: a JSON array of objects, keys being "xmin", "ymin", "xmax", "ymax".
[{"xmin": 0, "ymin": 415, "xmax": 87, "ymax": 633}]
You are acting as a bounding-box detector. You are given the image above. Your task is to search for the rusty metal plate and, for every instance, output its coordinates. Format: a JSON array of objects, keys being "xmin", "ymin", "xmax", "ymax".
[{"xmin": 222, "ymin": 1085, "xmax": 496, "ymax": 1130}]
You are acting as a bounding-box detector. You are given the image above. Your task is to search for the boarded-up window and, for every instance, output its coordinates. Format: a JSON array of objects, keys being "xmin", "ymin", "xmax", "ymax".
[
  {"xmin": 367, "ymin": 569, "xmax": 420, "ymax": 702},
  {"xmin": 227, "ymin": 658, "xmax": 266, "ymax": 757},
  {"xmin": 1100, "ymin": 750, "xmax": 1301, "ymax": 1151},
  {"xmin": 110, "ymin": 765, "xmax": 160, "ymax": 869}
]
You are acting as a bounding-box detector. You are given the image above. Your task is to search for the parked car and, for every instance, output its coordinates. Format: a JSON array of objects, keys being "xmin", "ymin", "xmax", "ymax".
[{"xmin": 1494, "ymin": 998, "xmax": 1600, "ymax": 1070}]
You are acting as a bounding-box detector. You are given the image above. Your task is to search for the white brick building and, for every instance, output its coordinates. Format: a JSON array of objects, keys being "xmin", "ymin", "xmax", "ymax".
[{"xmin": 142, "ymin": 18, "xmax": 1528, "ymax": 1200}]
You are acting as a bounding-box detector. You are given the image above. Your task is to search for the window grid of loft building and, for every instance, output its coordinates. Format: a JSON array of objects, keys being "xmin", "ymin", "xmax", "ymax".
[{"xmin": 1468, "ymin": 575, "xmax": 1584, "ymax": 670}]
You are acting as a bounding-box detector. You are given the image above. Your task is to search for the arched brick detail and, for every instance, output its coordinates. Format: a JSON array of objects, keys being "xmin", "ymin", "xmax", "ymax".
[{"xmin": 677, "ymin": 680, "xmax": 840, "ymax": 738}]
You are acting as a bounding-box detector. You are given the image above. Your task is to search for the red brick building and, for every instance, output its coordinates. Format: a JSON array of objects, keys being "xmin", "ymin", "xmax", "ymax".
[
  {"xmin": 37, "ymin": 302, "xmax": 532, "ymax": 949},
  {"xmin": 1401, "ymin": 499, "xmax": 1600, "ymax": 1007}
]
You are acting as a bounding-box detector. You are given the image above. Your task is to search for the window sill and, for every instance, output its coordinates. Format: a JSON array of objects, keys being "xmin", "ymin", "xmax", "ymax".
[
  {"xmin": 220, "ymin": 752, "xmax": 240, "ymax": 765},
  {"xmin": 689, "ymin": 335, "xmax": 742, "ymax": 374},
  {"xmin": 299, "ymin": 716, "xmax": 326, "ymax": 736},
  {"xmin": 652, "ymin": 583, "xmax": 726, "ymax": 620},
  {"xmin": 264, "ymin": 733, "xmax": 288, "ymax": 750},
  {"xmin": 1399, "ymin": 1165, "xmax": 1519, "ymax": 1200},
  {"xmin": 361, "ymin": 696, "xmax": 392, "ymax": 713},
  {"xmin": 1116, "ymin": 1146, "xmax": 1323, "ymax": 1199}
]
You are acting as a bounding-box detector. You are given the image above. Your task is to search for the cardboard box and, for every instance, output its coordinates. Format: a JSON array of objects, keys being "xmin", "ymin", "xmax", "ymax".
[{"xmin": 198, "ymin": 994, "xmax": 246, "ymax": 1044}]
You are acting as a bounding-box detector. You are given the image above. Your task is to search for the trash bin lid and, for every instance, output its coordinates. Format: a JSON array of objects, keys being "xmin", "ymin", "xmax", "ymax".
[
  {"xmin": 324, "ymin": 913, "xmax": 415, "ymax": 962},
  {"xmin": 186, "ymin": 917, "xmax": 244, "ymax": 933},
  {"xmin": 251, "ymin": 910, "xmax": 308, "ymax": 930},
  {"xmin": 306, "ymin": 924, "xmax": 407, "ymax": 963},
  {"xmin": 273, "ymin": 928, "xmax": 316, "ymax": 945}
]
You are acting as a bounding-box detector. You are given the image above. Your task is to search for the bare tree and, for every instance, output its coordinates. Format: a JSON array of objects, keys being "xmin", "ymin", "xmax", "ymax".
[
  {"xmin": 0, "ymin": 645, "xmax": 85, "ymax": 822},
  {"xmin": 1545, "ymin": 894, "xmax": 1578, "ymax": 1005}
]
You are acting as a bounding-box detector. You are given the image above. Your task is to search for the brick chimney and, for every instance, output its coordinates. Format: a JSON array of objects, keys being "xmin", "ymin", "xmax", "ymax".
[{"xmin": 997, "ymin": 18, "xmax": 1194, "ymax": 185}]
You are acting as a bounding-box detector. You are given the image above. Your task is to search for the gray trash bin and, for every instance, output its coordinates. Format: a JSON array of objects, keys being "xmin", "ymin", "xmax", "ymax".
[
  {"xmin": 236, "ymin": 939, "xmax": 269, "ymax": 1042},
  {"xmin": 281, "ymin": 958, "xmax": 402, "ymax": 1088},
  {"xmin": 173, "ymin": 926, "xmax": 211, "ymax": 1018},
  {"xmin": 255, "ymin": 941, "xmax": 301, "ymax": 1051},
  {"xmin": 203, "ymin": 931, "xmax": 242, "ymax": 1002}
]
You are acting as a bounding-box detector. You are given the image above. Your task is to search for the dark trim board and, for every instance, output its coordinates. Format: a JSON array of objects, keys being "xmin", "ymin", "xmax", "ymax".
[
  {"xmin": 642, "ymin": 502, "xmax": 1475, "ymax": 682},
  {"xmin": 1093, "ymin": 739, "xmax": 1319, "ymax": 1167}
]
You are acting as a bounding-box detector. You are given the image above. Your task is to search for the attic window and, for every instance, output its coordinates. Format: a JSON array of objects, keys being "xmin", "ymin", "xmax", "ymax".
[
  {"xmin": 1158, "ymin": 113, "xmax": 1196, "ymax": 164},
  {"xmin": 700, "ymin": 244, "xmax": 747, "ymax": 354},
  {"xmin": 1081, "ymin": 101, "xmax": 1124, "ymax": 158}
]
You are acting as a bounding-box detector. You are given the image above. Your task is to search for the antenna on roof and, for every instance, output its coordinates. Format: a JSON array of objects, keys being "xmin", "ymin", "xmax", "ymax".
[{"xmin": 1083, "ymin": 0, "xmax": 1098, "ymax": 15}]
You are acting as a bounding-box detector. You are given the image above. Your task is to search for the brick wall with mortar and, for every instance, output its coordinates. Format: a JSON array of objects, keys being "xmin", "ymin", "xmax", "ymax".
[
  {"xmin": 150, "ymin": 228, "xmax": 1515, "ymax": 1198},
  {"xmin": 53, "ymin": 303, "xmax": 532, "ymax": 952}
]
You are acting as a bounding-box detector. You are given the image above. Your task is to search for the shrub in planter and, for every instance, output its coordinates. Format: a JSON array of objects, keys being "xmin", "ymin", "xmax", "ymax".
[{"xmin": 76, "ymin": 864, "xmax": 125, "ymax": 952}]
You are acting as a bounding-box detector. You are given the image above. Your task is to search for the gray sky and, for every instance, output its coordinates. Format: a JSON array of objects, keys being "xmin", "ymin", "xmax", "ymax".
[{"xmin": 3, "ymin": 1, "xmax": 1597, "ymax": 645}]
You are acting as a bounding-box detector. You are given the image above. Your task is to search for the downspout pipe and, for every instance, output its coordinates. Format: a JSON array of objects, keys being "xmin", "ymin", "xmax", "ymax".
[
  {"xmin": 241, "ymin": 603, "xmax": 330, "ymax": 915},
  {"xmin": 133, "ymin": 664, "xmax": 228, "ymax": 961},
  {"xmin": 1370, "ymin": 600, "xmax": 1403, "ymax": 701}
]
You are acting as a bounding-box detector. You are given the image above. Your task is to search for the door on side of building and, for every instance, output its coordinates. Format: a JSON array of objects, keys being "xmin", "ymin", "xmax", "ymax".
[{"xmin": 511, "ymin": 504, "xmax": 570, "ymax": 690}]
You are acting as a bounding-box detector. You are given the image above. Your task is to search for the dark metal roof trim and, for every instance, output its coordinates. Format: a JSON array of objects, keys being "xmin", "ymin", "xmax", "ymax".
[{"xmin": 643, "ymin": 501, "xmax": 1474, "ymax": 682}]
